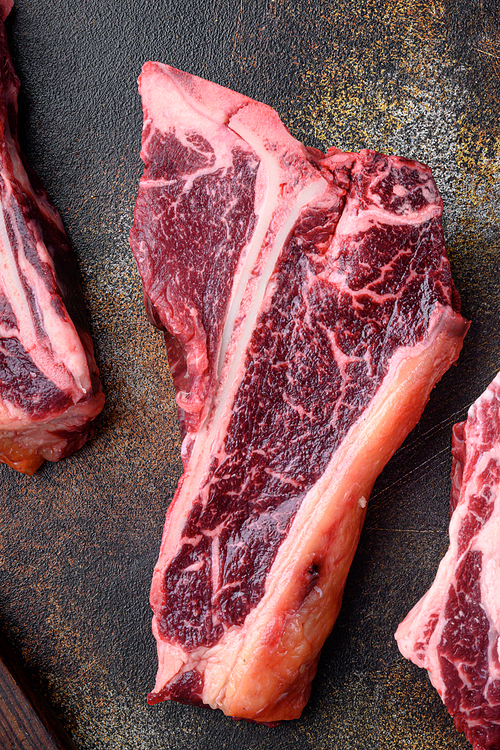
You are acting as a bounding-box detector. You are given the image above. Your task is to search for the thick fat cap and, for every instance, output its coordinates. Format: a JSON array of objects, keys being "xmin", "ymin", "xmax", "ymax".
[
  {"xmin": 137, "ymin": 61, "xmax": 309, "ymax": 162},
  {"xmin": 138, "ymin": 62, "xmax": 254, "ymax": 133},
  {"xmin": 139, "ymin": 64, "xmax": 252, "ymax": 131}
]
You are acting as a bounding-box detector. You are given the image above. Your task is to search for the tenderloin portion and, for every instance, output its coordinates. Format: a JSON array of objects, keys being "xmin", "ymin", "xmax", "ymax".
[
  {"xmin": 130, "ymin": 63, "xmax": 468, "ymax": 722},
  {"xmin": 0, "ymin": 0, "xmax": 104, "ymax": 474},
  {"xmin": 396, "ymin": 372, "xmax": 500, "ymax": 750}
]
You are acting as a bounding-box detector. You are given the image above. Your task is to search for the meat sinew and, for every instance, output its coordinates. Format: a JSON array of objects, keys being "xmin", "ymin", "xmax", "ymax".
[
  {"xmin": 396, "ymin": 371, "xmax": 500, "ymax": 750},
  {"xmin": 129, "ymin": 63, "xmax": 469, "ymax": 723},
  {"xmin": 0, "ymin": 0, "xmax": 104, "ymax": 474}
]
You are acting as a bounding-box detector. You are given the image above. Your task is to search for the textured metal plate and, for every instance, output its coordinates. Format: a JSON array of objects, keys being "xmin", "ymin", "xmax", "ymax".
[{"xmin": 0, "ymin": 1, "xmax": 498, "ymax": 748}]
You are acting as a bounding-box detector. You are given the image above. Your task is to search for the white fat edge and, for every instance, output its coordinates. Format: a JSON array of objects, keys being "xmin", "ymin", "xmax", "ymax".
[
  {"xmin": 202, "ymin": 626, "xmax": 248, "ymax": 708},
  {"xmin": 153, "ymin": 629, "xmax": 227, "ymax": 699},
  {"xmin": 202, "ymin": 303, "xmax": 463, "ymax": 705},
  {"xmin": 140, "ymin": 74, "xmax": 216, "ymax": 137},
  {"xmin": 0, "ymin": 395, "xmax": 53, "ymax": 427},
  {"xmin": 140, "ymin": 63, "xmax": 252, "ymax": 137},
  {"xmin": 152, "ymin": 624, "xmax": 223, "ymax": 695}
]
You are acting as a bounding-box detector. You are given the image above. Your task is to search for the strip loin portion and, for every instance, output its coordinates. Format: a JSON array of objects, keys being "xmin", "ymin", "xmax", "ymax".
[
  {"xmin": 396, "ymin": 372, "xmax": 500, "ymax": 750},
  {"xmin": 130, "ymin": 62, "xmax": 468, "ymax": 723}
]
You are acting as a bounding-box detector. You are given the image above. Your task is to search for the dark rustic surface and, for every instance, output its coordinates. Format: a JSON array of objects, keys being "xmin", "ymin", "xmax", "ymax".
[
  {"xmin": 0, "ymin": 0, "xmax": 498, "ymax": 748},
  {"xmin": 0, "ymin": 635, "xmax": 77, "ymax": 750},
  {"xmin": 0, "ymin": 655, "xmax": 62, "ymax": 750}
]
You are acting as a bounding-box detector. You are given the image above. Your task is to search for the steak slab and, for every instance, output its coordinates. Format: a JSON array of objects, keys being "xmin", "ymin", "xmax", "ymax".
[
  {"xmin": 130, "ymin": 63, "xmax": 468, "ymax": 722},
  {"xmin": 0, "ymin": 0, "xmax": 104, "ymax": 474},
  {"xmin": 396, "ymin": 372, "xmax": 500, "ymax": 750}
]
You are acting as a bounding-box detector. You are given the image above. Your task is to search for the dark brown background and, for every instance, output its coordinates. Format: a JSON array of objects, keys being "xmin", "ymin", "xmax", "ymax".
[{"xmin": 0, "ymin": 0, "xmax": 499, "ymax": 748}]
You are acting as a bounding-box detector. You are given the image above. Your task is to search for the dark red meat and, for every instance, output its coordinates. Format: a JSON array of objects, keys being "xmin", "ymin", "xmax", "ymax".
[
  {"xmin": 130, "ymin": 63, "xmax": 468, "ymax": 722},
  {"xmin": 0, "ymin": 0, "xmax": 104, "ymax": 474}
]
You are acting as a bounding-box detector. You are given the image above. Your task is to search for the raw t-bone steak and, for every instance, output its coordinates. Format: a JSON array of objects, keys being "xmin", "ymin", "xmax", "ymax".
[
  {"xmin": 396, "ymin": 371, "xmax": 500, "ymax": 750},
  {"xmin": 0, "ymin": 0, "xmax": 104, "ymax": 474},
  {"xmin": 129, "ymin": 62, "xmax": 468, "ymax": 723}
]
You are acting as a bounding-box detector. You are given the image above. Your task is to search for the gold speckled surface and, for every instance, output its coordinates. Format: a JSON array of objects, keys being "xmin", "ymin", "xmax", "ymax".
[{"xmin": 0, "ymin": 0, "xmax": 498, "ymax": 748}]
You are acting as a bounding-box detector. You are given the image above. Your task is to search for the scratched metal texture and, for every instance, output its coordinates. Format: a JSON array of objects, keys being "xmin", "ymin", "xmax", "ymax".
[{"xmin": 0, "ymin": 0, "xmax": 498, "ymax": 748}]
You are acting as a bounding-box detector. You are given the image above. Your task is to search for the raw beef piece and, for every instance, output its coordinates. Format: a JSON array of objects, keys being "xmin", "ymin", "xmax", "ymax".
[
  {"xmin": 396, "ymin": 372, "xmax": 500, "ymax": 750},
  {"xmin": 0, "ymin": 0, "xmax": 104, "ymax": 474},
  {"xmin": 129, "ymin": 62, "xmax": 468, "ymax": 723}
]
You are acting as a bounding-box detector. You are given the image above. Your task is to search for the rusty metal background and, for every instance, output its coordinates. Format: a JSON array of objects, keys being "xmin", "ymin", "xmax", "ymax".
[{"xmin": 0, "ymin": 0, "xmax": 499, "ymax": 748}]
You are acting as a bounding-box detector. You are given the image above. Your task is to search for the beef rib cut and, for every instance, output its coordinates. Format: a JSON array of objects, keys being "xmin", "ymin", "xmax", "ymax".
[
  {"xmin": 0, "ymin": 0, "xmax": 104, "ymax": 474},
  {"xmin": 396, "ymin": 371, "xmax": 500, "ymax": 750},
  {"xmin": 129, "ymin": 62, "xmax": 468, "ymax": 723}
]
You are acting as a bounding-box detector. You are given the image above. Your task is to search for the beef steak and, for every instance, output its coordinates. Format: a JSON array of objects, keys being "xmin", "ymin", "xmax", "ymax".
[{"xmin": 130, "ymin": 63, "xmax": 468, "ymax": 723}]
